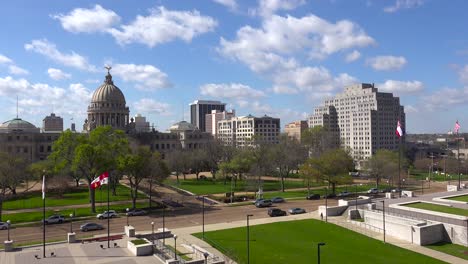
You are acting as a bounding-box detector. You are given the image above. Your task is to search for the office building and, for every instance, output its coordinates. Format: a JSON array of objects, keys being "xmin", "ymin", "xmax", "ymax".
[
  {"xmin": 205, "ymin": 109, "xmax": 236, "ymax": 135},
  {"xmin": 190, "ymin": 100, "xmax": 225, "ymax": 132},
  {"xmin": 285, "ymin": 120, "xmax": 308, "ymax": 142},
  {"xmin": 308, "ymin": 83, "xmax": 405, "ymax": 161},
  {"xmin": 134, "ymin": 114, "xmax": 150, "ymax": 133},
  {"xmin": 42, "ymin": 113, "xmax": 63, "ymax": 132}
]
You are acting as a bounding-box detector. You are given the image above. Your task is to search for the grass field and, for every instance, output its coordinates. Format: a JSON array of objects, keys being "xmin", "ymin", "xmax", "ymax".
[
  {"xmin": 1, "ymin": 202, "xmax": 150, "ymax": 224},
  {"xmin": 410, "ymin": 171, "xmax": 467, "ymax": 182},
  {"xmin": 3, "ymin": 184, "xmax": 142, "ymax": 210},
  {"xmin": 193, "ymin": 219, "xmax": 447, "ymax": 264},
  {"xmin": 164, "ymin": 178, "xmax": 320, "ymax": 195},
  {"xmin": 445, "ymin": 195, "xmax": 468, "ymax": 202},
  {"xmin": 261, "ymin": 184, "xmax": 384, "ymax": 199},
  {"xmin": 426, "ymin": 242, "xmax": 468, "ymax": 260},
  {"xmin": 403, "ymin": 202, "xmax": 468, "ymax": 216}
]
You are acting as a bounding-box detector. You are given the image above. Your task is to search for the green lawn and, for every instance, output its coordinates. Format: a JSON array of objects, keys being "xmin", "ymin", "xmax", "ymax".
[
  {"xmin": 261, "ymin": 184, "xmax": 383, "ymax": 199},
  {"xmin": 193, "ymin": 219, "xmax": 447, "ymax": 264},
  {"xmin": 426, "ymin": 242, "xmax": 468, "ymax": 260},
  {"xmin": 3, "ymin": 184, "xmax": 142, "ymax": 210},
  {"xmin": 1, "ymin": 202, "xmax": 150, "ymax": 224},
  {"xmin": 164, "ymin": 178, "xmax": 320, "ymax": 195},
  {"xmin": 445, "ymin": 195, "xmax": 468, "ymax": 202},
  {"xmin": 403, "ymin": 202, "xmax": 468, "ymax": 216},
  {"xmin": 410, "ymin": 171, "xmax": 467, "ymax": 182}
]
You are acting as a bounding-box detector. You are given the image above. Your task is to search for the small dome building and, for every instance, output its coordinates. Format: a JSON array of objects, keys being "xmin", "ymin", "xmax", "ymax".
[
  {"xmin": 84, "ymin": 68, "xmax": 130, "ymax": 131},
  {"xmin": 0, "ymin": 118, "xmax": 40, "ymax": 133}
]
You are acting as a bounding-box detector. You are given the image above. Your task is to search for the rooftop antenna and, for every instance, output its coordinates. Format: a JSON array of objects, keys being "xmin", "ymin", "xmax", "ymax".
[
  {"xmin": 16, "ymin": 95, "xmax": 18, "ymax": 118},
  {"xmin": 182, "ymin": 103, "xmax": 184, "ymax": 121}
]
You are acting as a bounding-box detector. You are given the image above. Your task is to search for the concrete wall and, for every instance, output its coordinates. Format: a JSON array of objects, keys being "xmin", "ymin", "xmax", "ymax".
[
  {"xmin": 338, "ymin": 196, "xmax": 371, "ymax": 206},
  {"xmin": 318, "ymin": 205, "xmax": 348, "ymax": 217},
  {"xmin": 412, "ymin": 224, "xmax": 445, "ymax": 245}
]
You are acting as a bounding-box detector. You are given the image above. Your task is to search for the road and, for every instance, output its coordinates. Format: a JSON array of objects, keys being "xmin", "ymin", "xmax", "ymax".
[{"xmin": 0, "ymin": 198, "xmax": 337, "ymax": 245}]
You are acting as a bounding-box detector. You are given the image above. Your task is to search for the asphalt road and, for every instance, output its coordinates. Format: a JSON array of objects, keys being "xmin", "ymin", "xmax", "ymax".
[{"xmin": 0, "ymin": 198, "xmax": 337, "ymax": 245}]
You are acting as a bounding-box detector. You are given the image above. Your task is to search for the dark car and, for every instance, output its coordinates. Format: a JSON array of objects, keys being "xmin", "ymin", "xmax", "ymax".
[
  {"xmin": 80, "ymin": 223, "xmax": 104, "ymax": 232},
  {"xmin": 288, "ymin": 208, "xmax": 306, "ymax": 215},
  {"xmin": 255, "ymin": 199, "xmax": 272, "ymax": 208},
  {"xmin": 126, "ymin": 209, "xmax": 147, "ymax": 217},
  {"xmin": 271, "ymin": 197, "xmax": 285, "ymax": 203},
  {"xmin": 322, "ymin": 193, "xmax": 337, "ymax": 199},
  {"xmin": 268, "ymin": 208, "xmax": 287, "ymax": 217},
  {"xmin": 306, "ymin": 194, "xmax": 320, "ymax": 200}
]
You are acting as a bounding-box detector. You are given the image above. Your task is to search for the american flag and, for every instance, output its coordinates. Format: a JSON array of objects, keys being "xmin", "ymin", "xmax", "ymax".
[{"xmin": 455, "ymin": 120, "xmax": 461, "ymax": 134}]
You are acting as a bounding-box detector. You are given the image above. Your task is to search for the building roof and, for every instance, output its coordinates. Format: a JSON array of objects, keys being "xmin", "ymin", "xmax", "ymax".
[
  {"xmin": 169, "ymin": 121, "xmax": 197, "ymax": 132},
  {"xmin": 0, "ymin": 117, "xmax": 40, "ymax": 133},
  {"xmin": 91, "ymin": 73, "xmax": 126, "ymax": 105}
]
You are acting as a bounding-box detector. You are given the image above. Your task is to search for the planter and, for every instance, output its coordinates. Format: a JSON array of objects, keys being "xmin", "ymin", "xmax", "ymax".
[{"xmin": 127, "ymin": 238, "xmax": 153, "ymax": 256}]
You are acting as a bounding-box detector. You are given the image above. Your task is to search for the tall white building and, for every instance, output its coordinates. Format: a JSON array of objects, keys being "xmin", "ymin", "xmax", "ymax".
[
  {"xmin": 308, "ymin": 83, "xmax": 405, "ymax": 161},
  {"xmin": 205, "ymin": 109, "xmax": 236, "ymax": 136},
  {"xmin": 190, "ymin": 100, "xmax": 226, "ymax": 132},
  {"xmin": 217, "ymin": 115, "xmax": 280, "ymax": 148}
]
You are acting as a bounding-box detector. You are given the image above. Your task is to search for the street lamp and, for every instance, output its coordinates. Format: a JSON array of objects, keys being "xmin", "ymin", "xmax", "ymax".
[
  {"xmin": 126, "ymin": 208, "xmax": 130, "ymax": 226},
  {"xmin": 69, "ymin": 213, "xmax": 74, "ymax": 233},
  {"xmin": 402, "ymin": 179, "xmax": 406, "ymax": 191},
  {"xmin": 325, "ymin": 188, "xmax": 328, "ymax": 223},
  {"xmin": 247, "ymin": 214, "xmax": 253, "ymax": 264},
  {"xmin": 317, "ymin": 242, "xmax": 326, "ymax": 264},
  {"xmin": 151, "ymin": 221, "xmax": 155, "ymax": 244},
  {"xmin": 354, "ymin": 184, "xmax": 358, "ymax": 211},
  {"xmin": 202, "ymin": 195, "xmax": 206, "ymax": 240},
  {"xmin": 380, "ymin": 200, "xmax": 386, "ymax": 243},
  {"xmin": 6, "ymin": 220, "xmax": 11, "ymax": 241},
  {"xmin": 204, "ymin": 252, "xmax": 209, "ymax": 264},
  {"xmin": 173, "ymin": 234, "xmax": 178, "ymax": 260},
  {"xmin": 163, "ymin": 206, "xmax": 166, "ymax": 246}
]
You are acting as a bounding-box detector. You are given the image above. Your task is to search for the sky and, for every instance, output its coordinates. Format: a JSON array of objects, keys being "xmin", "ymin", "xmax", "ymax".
[{"xmin": 0, "ymin": 0, "xmax": 467, "ymax": 133}]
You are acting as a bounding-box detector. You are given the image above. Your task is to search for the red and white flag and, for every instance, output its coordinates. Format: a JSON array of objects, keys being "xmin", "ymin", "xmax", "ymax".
[
  {"xmin": 91, "ymin": 171, "xmax": 109, "ymax": 189},
  {"xmin": 42, "ymin": 175, "xmax": 45, "ymax": 199},
  {"xmin": 455, "ymin": 120, "xmax": 461, "ymax": 134},
  {"xmin": 396, "ymin": 120, "xmax": 404, "ymax": 138}
]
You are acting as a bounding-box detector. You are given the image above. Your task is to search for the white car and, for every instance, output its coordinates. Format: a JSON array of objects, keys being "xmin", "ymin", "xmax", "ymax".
[
  {"xmin": 43, "ymin": 215, "xmax": 65, "ymax": 224},
  {"xmin": 97, "ymin": 210, "xmax": 118, "ymax": 219},
  {"xmin": 0, "ymin": 222, "xmax": 9, "ymax": 230}
]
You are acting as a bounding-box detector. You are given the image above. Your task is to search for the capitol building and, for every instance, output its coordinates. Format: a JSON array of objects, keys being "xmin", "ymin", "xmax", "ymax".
[{"xmin": 0, "ymin": 69, "xmax": 213, "ymax": 163}]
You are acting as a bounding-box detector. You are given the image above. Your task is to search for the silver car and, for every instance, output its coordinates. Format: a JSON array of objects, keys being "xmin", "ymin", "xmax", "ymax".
[
  {"xmin": 0, "ymin": 222, "xmax": 9, "ymax": 230},
  {"xmin": 43, "ymin": 215, "xmax": 65, "ymax": 224},
  {"xmin": 80, "ymin": 222, "xmax": 104, "ymax": 232},
  {"xmin": 97, "ymin": 210, "xmax": 118, "ymax": 219}
]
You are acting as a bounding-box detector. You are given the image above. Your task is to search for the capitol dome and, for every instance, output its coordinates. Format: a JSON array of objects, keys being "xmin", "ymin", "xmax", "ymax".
[
  {"xmin": 0, "ymin": 118, "xmax": 40, "ymax": 133},
  {"xmin": 90, "ymin": 73, "xmax": 126, "ymax": 107},
  {"xmin": 169, "ymin": 121, "xmax": 197, "ymax": 132}
]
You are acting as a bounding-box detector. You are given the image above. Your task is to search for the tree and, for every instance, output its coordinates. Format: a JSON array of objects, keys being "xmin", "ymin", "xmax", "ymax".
[
  {"xmin": 318, "ymin": 149, "xmax": 354, "ymax": 194},
  {"xmin": 270, "ymin": 134, "xmax": 308, "ymax": 192},
  {"xmin": 204, "ymin": 139, "xmax": 225, "ymax": 179},
  {"xmin": 48, "ymin": 130, "xmax": 83, "ymax": 187},
  {"xmin": 0, "ymin": 151, "xmax": 28, "ymax": 220},
  {"xmin": 165, "ymin": 149, "xmax": 189, "ymax": 182},
  {"xmin": 364, "ymin": 150, "xmax": 398, "ymax": 188},
  {"xmin": 299, "ymin": 157, "xmax": 322, "ymax": 195},
  {"xmin": 147, "ymin": 152, "xmax": 170, "ymax": 207},
  {"xmin": 301, "ymin": 126, "xmax": 336, "ymax": 157},
  {"xmin": 189, "ymin": 149, "xmax": 209, "ymax": 180}
]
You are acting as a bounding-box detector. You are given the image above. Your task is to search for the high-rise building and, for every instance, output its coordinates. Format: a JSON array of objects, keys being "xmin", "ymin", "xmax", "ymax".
[
  {"xmin": 285, "ymin": 120, "xmax": 308, "ymax": 142},
  {"xmin": 134, "ymin": 114, "xmax": 150, "ymax": 133},
  {"xmin": 217, "ymin": 115, "xmax": 280, "ymax": 147},
  {"xmin": 190, "ymin": 100, "xmax": 225, "ymax": 132},
  {"xmin": 205, "ymin": 109, "xmax": 236, "ymax": 135},
  {"xmin": 42, "ymin": 113, "xmax": 63, "ymax": 132},
  {"xmin": 308, "ymin": 83, "xmax": 405, "ymax": 161}
]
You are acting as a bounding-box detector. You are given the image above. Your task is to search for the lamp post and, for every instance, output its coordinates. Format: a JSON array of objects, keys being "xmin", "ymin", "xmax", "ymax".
[
  {"xmin": 402, "ymin": 179, "xmax": 406, "ymax": 190},
  {"xmin": 204, "ymin": 252, "xmax": 209, "ymax": 264},
  {"xmin": 380, "ymin": 200, "xmax": 386, "ymax": 243},
  {"xmin": 247, "ymin": 214, "xmax": 253, "ymax": 264},
  {"xmin": 151, "ymin": 221, "xmax": 155, "ymax": 244},
  {"xmin": 69, "ymin": 213, "xmax": 74, "ymax": 233},
  {"xmin": 6, "ymin": 220, "xmax": 11, "ymax": 241},
  {"xmin": 325, "ymin": 188, "xmax": 328, "ymax": 223},
  {"xmin": 317, "ymin": 242, "xmax": 325, "ymax": 264},
  {"xmin": 202, "ymin": 195, "xmax": 206, "ymax": 240},
  {"xmin": 354, "ymin": 184, "xmax": 358, "ymax": 211},
  {"xmin": 173, "ymin": 234, "xmax": 177, "ymax": 260},
  {"xmin": 162, "ymin": 206, "xmax": 166, "ymax": 246},
  {"xmin": 126, "ymin": 208, "xmax": 130, "ymax": 226}
]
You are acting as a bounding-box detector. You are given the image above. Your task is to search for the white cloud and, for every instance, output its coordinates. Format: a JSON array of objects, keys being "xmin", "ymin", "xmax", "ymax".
[
  {"xmin": 48, "ymin": 68, "xmax": 71, "ymax": 80},
  {"xmin": 108, "ymin": 6, "xmax": 217, "ymax": 47},
  {"xmin": 405, "ymin": 105, "xmax": 419, "ymax": 113},
  {"xmin": 423, "ymin": 87, "xmax": 468, "ymax": 111},
  {"xmin": 52, "ymin": 4, "xmax": 120, "ymax": 33},
  {"xmin": 251, "ymin": 0, "xmax": 306, "ymax": 17},
  {"xmin": 133, "ymin": 98, "xmax": 171, "ymax": 115},
  {"xmin": 111, "ymin": 64, "xmax": 172, "ymax": 91},
  {"xmin": 0, "ymin": 54, "xmax": 12, "ymax": 64},
  {"xmin": 25, "ymin": 39, "xmax": 97, "ymax": 71},
  {"xmin": 213, "ymin": 0, "xmax": 238, "ymax": 10},
  {"xmin": 378, "ymin": 80, "xmax": 424, "ymax": 94},
  {"xmin": 8, "ymin": 65, "xmax": 29, "ymax": 75},
  {"xmin": 459, "ymin": 65, "xmax": 468, "ymax": 85},
  {"xmin": 345, "ymin": 50, "xmax": 361, "ymax": 62},
  {"xmin": 200, "ymin": 83, "xmax": 266, "ymax": 99},
  {"xmin": 367, "ymin": 55, "xmax": 407, "ymax": 71},
  {"xmin": 384, "ymin": 0, "xmax": 424, "ymax": 13}
]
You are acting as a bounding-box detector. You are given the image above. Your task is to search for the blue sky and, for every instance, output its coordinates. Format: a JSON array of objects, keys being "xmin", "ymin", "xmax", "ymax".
[{"xmin": 0, "ymin": 0, "xmax": 467, "ymax": 133}]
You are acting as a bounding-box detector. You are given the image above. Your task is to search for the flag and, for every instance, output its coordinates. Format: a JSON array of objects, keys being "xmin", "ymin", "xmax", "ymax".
[
  {"xmin": 91, "ymin": 171, "xmax": 109, "ymax": 189},
  {"xmin": 455, "ymin": 120, "xmax": 461, "ymax": 134},
  {"xmin": 42, "ymin": 175, "xmax": 45, "ymax": 199},
  {"xmin": 396, "ymin": 120, "xmax": 404, "ymax": 138}
]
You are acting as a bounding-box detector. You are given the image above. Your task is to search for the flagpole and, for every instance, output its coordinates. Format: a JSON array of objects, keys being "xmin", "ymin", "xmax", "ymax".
[
  {"xmin": 107, "ymin": 173, "xmax": 110, "ymax": 248},
  {"xmin": 458, "ymin": 133, "xmax": 461, "ymax": 189},
  {"xmin": 42, "ymin": 175, "xmax": 46, "ymax": 258},
  {"xmin": 398, "ymin": 136, "xmax": 401, "ymax": 198}
]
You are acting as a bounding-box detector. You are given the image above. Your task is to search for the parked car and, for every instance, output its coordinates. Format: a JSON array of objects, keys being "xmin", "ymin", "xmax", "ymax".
[
  {"xmin": 252, "ymin": 198, "xmax": 265, "ymax": 204},
  {"xmin": 126, "ymin": 209, "xmax": 147, "ymax": 217},
  {"xmin": 306, "ymin": 194, "xmax": 320, "ymax": 200},
  {"xmin": 97, "ymin": 210, "xmax": 118, "ymax": 219},
  {"xmin": 391, "ymin": 188, "xmax": 402, "ymax": 193},
  {"xmin": 255, "ymin": 199, "xmax": 272, "ymax": 208},
  {"xmin": 271, "ymin": 197, "xmax": 285, "ymax": 203},
  {"xmin": 0, "ymin": 222, "xmax": 9, "ymax": 230},
  {"xmin": 322, "ymin": 193, "xmax": 337, "ymax": 199},
  {"xmin": 337, "ymin": 191, "xmax": 351, "ymax": 197},
  {"xmin": 288, "ymin": 208, "xmax": 306, "ymax": 215},
  {"xmin": 268, "ymin": 208, "xmax": 287, "ymax": 217},
  {"xmin": 379, "ymin": 188, "xmax": 392, "ymax": 193},
  {"xmin": 367, "ymin": 188, "xmax": 379, "ymax": 194},
  {"xmin": 80, "ymin": 222, "xmax": 104, "ymax": 232},
  {"xmin": 43, "ymin": 215, "xmax": 65, "ymax": 224}
]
